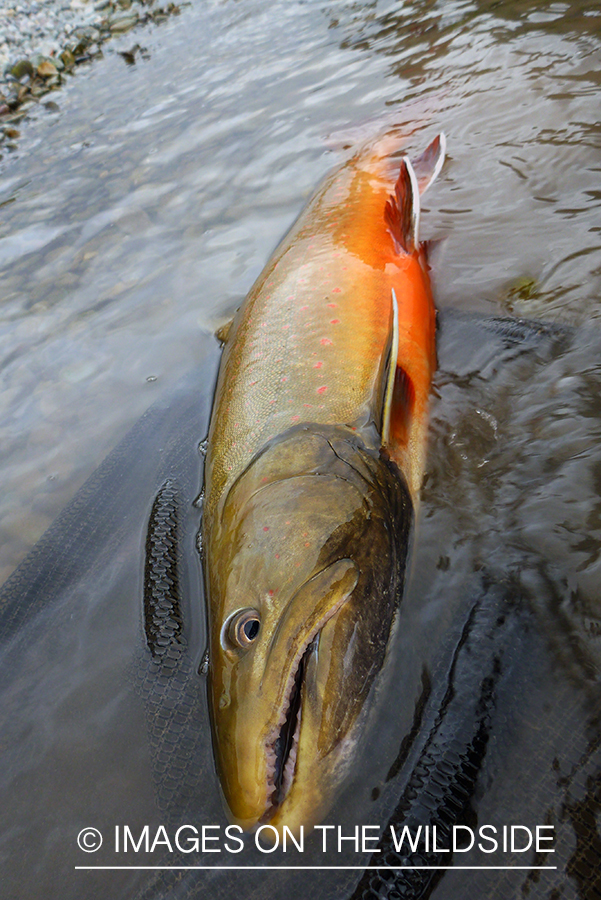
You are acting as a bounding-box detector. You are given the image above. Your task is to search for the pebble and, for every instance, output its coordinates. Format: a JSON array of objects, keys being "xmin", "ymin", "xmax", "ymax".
[
  {"xmin": 0, "ymin": 0, "xmax": 107, "ymax": 75},
  {"xmin": 0, "ymin": 0, "xmax": 184, "ymax": 138}
]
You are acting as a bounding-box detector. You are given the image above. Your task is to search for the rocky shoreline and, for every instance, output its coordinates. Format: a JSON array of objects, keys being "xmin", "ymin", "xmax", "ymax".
[{"xmin": 0, "ymin": 0, "xmax": 183, "ymax": 146}]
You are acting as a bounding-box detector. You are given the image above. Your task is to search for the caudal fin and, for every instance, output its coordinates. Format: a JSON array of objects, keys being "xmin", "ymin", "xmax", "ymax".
[{"xmin": 384, "ymin": 133, "xmax": 446, "ymax": 255}]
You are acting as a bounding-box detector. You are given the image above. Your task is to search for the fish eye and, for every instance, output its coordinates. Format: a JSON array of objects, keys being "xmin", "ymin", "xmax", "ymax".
[{"xmin": 226, "ymin": 608, "xmax": 261, "ymax": 649}]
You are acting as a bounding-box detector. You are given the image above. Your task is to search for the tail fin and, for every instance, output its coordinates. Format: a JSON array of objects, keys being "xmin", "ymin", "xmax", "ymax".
[{"xmin": 384, "ymin": 133, "xmax": 446, "ymax": 255}]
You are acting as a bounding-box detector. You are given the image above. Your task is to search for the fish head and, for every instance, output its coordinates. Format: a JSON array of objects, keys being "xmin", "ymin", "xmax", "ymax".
[{"xmin": 205, "ymin": 426, "xmax": 412, "ymax": 834}]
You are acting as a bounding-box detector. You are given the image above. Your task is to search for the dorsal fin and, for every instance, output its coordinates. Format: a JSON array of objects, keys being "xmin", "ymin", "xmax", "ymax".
[{"xmin": 385, "ymin": 156, "xmax": 420, "ymax": 255}]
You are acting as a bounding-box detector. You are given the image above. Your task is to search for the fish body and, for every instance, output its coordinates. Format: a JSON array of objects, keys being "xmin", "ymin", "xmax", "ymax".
[
  {"xmin": 202, "ymin": 129, "xmax": 445, "ymax": 835},
  {"xmin": 205, "ymin": 132, "xmax": 442, "ymax": 511}
]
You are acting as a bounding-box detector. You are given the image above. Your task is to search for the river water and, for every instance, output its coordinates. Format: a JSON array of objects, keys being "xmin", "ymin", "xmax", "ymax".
[{"xmin": 0, "ymin": 1, "xmax": 600, "ymax": 898}]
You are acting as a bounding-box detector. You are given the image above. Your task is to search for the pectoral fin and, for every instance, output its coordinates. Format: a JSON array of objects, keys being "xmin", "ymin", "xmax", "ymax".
[
  {"xmin": 381, "ymin": 288, "xmax": 400, "ymax": 447},
  {"xmin": 379, "ymin": 289, "xmax": 415, "ymax": 452},
  {"xmin": 215, "ymin": 318, "xmax": 235, "ymax": 345}
]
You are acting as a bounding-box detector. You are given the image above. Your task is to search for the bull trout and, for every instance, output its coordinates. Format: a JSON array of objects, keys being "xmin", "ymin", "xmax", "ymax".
[{"xmin": 202, "ymin": 129, "xmax": 446, "ymax": 836}]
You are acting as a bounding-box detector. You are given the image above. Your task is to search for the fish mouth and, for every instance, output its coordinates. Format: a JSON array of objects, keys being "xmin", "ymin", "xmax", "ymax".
[
  {"xmin": 263, "ymin": 636, "xmax": 317, "ymax": 820},
  {"xmin": 215, "ymin": 558, "xmax": 358, "ymax": 829}
]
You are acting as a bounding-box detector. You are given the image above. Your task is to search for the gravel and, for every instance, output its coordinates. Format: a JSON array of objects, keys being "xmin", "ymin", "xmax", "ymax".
[
  {"xmin": 0, "ymin": 0, "xmax": 182, "ymax": 128},
  {"xmin": 0, "ymin": 0, "xmax": 109, "ymax": 74}
]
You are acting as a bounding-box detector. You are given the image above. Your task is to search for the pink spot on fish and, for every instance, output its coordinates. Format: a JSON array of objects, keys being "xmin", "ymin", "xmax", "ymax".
[
  {"xmin": 300, "ymin": 305, "xmax": 309, "ymax": 311},
  {"xmin": 291, "ymin": 415, "xmax": 300, "ymax": 422},
  {"xmin": 314, "ymin": 361, "xmax": 323, "ymax": 369},
  {"xmin": 332, "ymin": 288, "xmax": 342, "ymax": 293},
  {"xmin": 317, "ymin": 385, "xmax": 328, "ymax": 395},
  {"xmin": 281, "ymin": 376, "xmax": 288, "ymax": 382},
  {"xmin": 264, "ymin": 526, "xmax": 270, "ymax": 532},
  {"xmin": 320, "ymin": 338, "xmax": 332, "ymax": 346},
  {"xmin": 327, "ymin": 303, "xmax": 337, "ymax": 308},
  {"xmin": 330, "ymin": 319, "xmax": 340, "ymax": 325}
]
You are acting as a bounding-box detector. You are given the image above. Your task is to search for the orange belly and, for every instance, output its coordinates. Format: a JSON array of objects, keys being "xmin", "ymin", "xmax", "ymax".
[{"xmin": 205, "ymin": 130, "xmax": 438, "ymax": 520}]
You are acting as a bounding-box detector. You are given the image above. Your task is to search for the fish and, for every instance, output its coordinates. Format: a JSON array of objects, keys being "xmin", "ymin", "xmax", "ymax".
[{"xmin": 201, "ymin": 127, "xmax": 446, "ymax": 836}]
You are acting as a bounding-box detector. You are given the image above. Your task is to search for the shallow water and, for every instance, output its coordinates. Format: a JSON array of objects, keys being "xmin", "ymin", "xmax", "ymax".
[
  {"xmin": 0, "ymin": 0, "xmax": 600, "ymax": 898},
  {"xmin": 1, "ymin": 0, "xmax": 600, "ymax": 580}
]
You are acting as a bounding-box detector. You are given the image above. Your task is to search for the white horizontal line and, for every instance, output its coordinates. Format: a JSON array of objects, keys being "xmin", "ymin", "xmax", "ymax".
[{"xmin": 74, "ymin": 865, "xmax": 558, "ymax": 871}]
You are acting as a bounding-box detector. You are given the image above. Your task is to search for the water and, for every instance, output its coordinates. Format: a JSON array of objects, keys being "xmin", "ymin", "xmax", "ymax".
[
  {"xmin": 1, "ymin": 0, "xmax": 600, "ymax": 576},
  {"xmin": 0, "ymin": 0, "xmax": 600, "ymax": 897}
]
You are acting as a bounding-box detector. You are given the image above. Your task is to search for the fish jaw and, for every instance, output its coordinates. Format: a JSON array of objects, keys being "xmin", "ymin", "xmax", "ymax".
[
  {"xmin": 263, "ymin": 610, "xmax": 369, "ymax": 840},
  {"xmin": 205, "ymin": 426, "xmax": 413, "ymax": 834},
  {"xmin": 208, "ymin": 559, "xmax": 359, "ymax": 829}
]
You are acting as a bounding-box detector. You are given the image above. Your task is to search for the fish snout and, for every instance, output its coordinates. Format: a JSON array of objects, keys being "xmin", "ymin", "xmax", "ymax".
[{"xmin": 210, "ymin": 559, "xmax": 360, "ymax": 829}]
